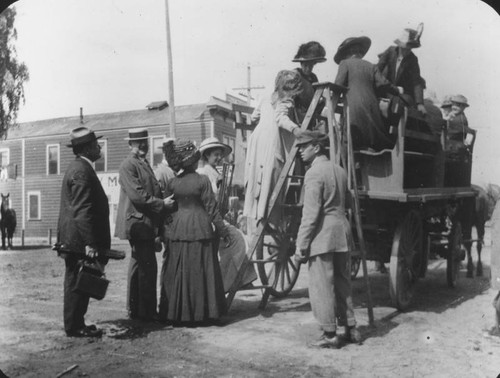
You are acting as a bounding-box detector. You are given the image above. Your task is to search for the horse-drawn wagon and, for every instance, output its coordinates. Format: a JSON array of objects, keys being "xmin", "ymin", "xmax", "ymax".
[{"xmin": 227, "ymin": 82, "xmax": 477, "ymax": 313}]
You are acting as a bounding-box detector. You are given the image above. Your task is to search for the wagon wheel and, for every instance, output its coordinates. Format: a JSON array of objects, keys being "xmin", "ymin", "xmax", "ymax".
[
  {"xmin": 350, "ymin": 256, "xmax": 361, "ymax": 280},
  {"xmin": 389, "ymin": 210, "xmax": 424, "ymax": 311},
  {"xmin": 447, "ymin": 221, "xmax": 462, "ymax": 288},
  {"xmin": 256, "ymin": 218, "xmax": 301, "ymax": 298}
]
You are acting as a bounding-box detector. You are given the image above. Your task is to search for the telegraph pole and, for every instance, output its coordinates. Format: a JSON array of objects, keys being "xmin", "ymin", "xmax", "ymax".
[
  {"xmin": 164, "ymin": 0, "xmax": 176, "ymax": 137},
  {"xmin": 232, "ymin": 64, "xmax": 265, "ymax": 106}
]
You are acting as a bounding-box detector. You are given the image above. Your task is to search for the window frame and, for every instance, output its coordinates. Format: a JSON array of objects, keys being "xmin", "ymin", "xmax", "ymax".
[
  {"xmin": 94, "ymin": 139, "xmax": 108, "ymax": 172},
  {"xmin": 150, "ymin": 136, "xmax": 164, "ymax": 168},
  {"xmin": 46, "ymin": 143, "xmax": 60, "ymax": 175},
  {"xmin": 222, "ymin": 134, "xmax": 236, "ymax": 163},
  {"xmin": 27, "ymin": 190, "xmax": 41, "ymax": 221},
  {"xmin": 0, "ymin": 148, "xmax": 10, "ymax": 167}
]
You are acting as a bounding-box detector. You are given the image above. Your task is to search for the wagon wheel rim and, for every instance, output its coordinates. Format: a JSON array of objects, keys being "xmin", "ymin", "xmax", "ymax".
[
  {"xmin": 447, "ymin": 221, "xmax": 462, "ymax": 288},
  {"xmin": 389, "ymin": 210, "xmax": 423, "ymax": 310},
  {"xmin": 256, "ymin": 218, "xmax": 301, "ymax": 298}
]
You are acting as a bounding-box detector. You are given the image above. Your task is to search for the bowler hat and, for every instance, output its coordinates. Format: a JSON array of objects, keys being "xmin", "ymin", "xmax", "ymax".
[
  {"xmin": 124, "ymin": 128, "xmax": 149, "ymax": 141},
  {"xmin": 199, "ymin": 137, "xmax": 232, "ymax": 158},
  {"xmin": 334, "ymin": 36, "xmax": 371, "ymax": 64},
  {"xmin": 450, "ymin": 94, "xmax": 469, "ymax": 107},
  {"xmin": 292, "ymin": 41, "xmax": 327, "ymax": 63},
  {"xmin": 66, "ymin": 127, "xmax": 102, "ymax": 148},
  {"xmin": 295, "ymin": 130, "xmax": 329, "ymax": 147}
]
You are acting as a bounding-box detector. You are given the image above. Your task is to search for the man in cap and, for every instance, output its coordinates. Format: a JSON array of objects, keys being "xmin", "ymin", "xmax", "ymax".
[
  {"xmin": 115, "ymin": 128, "xmax": 175, "ymax": 321},
  {"xmin": 294, "ymin": 131, "xmax": 360, "ymax": 349},
  {"xmin": 57, "ymin": 126, "xmax": 110, "ymax": 337},
  {"xmin": 377, "ymin": 24, "xmax": 427, "ymax": 115}
]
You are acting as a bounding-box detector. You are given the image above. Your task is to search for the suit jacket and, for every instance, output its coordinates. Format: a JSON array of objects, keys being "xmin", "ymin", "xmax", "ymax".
[
  {"xmin": 296, "ymin": 155, "xmax": 352, "ymax": 256},
  {"xmin": 114, "ymin": 152, "xmax": 164, "ymax": 241},
  {"xmin": 377, "ymin": 46, "xmax": 424, "ymax": 105},
  {"xmin": 57, "ymin": 157, "xmax": 111, "ymax": 254}
]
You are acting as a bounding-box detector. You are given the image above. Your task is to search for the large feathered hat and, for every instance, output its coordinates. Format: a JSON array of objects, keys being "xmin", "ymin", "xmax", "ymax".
[
  {"xmin": 163, "ymin": 138, "xmax": 200, "ymax": 171},
  {"xmin": 292, "ymin": 41, "xmax": 327, "ymax": 63},
  {"xmin": 394, "ymin": 23, "xmax": 424, "ymax": 49}
]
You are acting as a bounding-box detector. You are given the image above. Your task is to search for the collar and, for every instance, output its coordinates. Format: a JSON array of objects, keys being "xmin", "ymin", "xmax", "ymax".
[
  {"xmin": 79, "ymin": 156, "xmax": 95, "ymax": 170},
  {"xmin": 311, "ymin": 155, "xmax": 328, "ymax": 166}
]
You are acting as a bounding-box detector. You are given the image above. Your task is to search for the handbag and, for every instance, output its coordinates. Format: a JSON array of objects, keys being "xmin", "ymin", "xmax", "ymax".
[{"xmin": 74, "ymin": 260, "xmax": 109, "ymax": 300}]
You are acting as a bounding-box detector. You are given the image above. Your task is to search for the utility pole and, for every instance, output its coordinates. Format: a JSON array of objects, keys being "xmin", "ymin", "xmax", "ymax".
[
  {"xmin": 164, "ymin": 0, "xmax": 176, "ymax": 138},
  {"xmin": 232, "ymin": 64, "xmax": 265, "ymax": 106}
]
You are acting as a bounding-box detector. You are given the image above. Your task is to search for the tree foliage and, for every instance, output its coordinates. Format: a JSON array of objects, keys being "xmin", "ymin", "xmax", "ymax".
[{"xmin": 0, "ymin": 6, "xmax": 28, "ymax": 139}]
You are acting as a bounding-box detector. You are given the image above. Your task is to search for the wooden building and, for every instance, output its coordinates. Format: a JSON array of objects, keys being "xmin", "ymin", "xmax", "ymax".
[{"xmin": 0, "ymin": 97, "xmax": 248, "ymax": 242}]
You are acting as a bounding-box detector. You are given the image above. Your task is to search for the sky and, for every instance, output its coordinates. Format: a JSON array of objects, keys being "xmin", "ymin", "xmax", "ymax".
[{"xmin": 6, "ymin": 0, "xmax": 500, "ymax": 184}]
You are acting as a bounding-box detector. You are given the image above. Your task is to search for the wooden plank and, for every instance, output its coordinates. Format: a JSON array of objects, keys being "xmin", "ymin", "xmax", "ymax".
[{"xmin": 405, "ymin": 129, "xmax": 440, "ymax": 143}]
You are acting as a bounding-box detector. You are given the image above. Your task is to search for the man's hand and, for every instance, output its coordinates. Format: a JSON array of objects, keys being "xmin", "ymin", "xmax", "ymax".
[
  {"xmin": 294, "ymin": 248, "xmax": 309, "ymax": 264},
  {"xmin": 163, "ymin": 194, "xmax": 175, "ymax": 209},
  {"xmin": 222, "ymin": 234, "xmax": 232, "ymax": 248},
  {"xmin": 85, "ymin": 245, "xmax": 98, "ymax": 259},
  {"xmin": 417, "ymin": 103, "xmax": 427, "ymax": 115}
]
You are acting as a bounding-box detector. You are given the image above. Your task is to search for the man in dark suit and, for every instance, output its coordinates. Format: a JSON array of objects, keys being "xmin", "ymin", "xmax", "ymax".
[
  {"xmin": 57, "ymin": 127, "xmax": 110, "ymax": 338},
  {"xmin": 114, "ymin": 128, "xmax": 174, "ymax": 321},
  {"xmin": 377, "ymin": 24, "xmax": 427, "ymax": 115}
]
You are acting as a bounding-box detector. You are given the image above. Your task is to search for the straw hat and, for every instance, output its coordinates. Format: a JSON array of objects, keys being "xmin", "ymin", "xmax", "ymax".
[
  {"xmin": 198, "ymin": 137, "xmax": 232, "ymax": 157},
  {"xmin": 292, "ymin": 41, "xmax": 327, "ymax": 63},
  {"xmin": 66, "ymin": 127, "xmax": 102, "ymax": 148},
  {"xmin": 124, "ymin": 128, "xmax": 149, "ymax": 141},
  {"xmin": 333, "ymin": 36, "xmax": 371, "ymax": 64},
  {"xmin": 450, "ymin": 94, "xmax": 469, "ymax": 107}
]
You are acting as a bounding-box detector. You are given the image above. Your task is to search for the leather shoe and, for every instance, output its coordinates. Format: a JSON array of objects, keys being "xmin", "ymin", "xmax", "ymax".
[
  {"xmin": 66, "ymin": 327, "xmax": 103, "ymax": 338},
  {"xmin": 85, "ymin": 324, "xmax": 97, "ymax": 331},
  {"xmin": 308, "ymin": 333, "xmax": 346, "ymax": 349},
  {"xmin": 346, "ymin": 327, "xmax": 362, "ymax": 344}
]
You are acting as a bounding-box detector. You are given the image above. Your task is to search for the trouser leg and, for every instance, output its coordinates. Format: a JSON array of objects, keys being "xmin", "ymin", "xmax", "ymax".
[
  {"xmin": 333, "ymin": 252, "xmax": 356, "ymax": 328},
  {"xmin": 128, "ymin": 239, "xmax": 158, "ymax": 319},
  {"xmin": 64, "ymin": 257, "xmax": 89, "ymax": 332},
  {"xmin": 308, "ymin": 253, "xmax": 336, "ymax": 333}
]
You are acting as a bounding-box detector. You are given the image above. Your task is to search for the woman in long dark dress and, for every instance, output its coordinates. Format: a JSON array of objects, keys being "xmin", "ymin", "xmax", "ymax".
[
  {"xmin": 333, "ymin": 36, "xmax": 399, "ymax": 151},
  {"xmin": 159, "ymin": 139, "xmax": 229, "ymax": 323}
]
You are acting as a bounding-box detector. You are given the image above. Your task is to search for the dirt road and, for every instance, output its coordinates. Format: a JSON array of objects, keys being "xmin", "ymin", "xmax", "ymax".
[{"xmin": 1, "ymin": 231, "xmax": 500, "ymax": 377}]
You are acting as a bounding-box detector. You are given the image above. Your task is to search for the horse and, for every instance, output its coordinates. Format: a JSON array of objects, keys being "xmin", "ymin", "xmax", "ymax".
[
  {"xmin": 1, "ymin": 193, "xmax": 17, "ymax": 250},
  {"xmin": 461, "ymin": 184, "xmax": 500, "ymax": 278}
]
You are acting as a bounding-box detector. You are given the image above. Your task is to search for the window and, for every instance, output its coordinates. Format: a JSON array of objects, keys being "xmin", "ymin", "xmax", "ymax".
[
  {"xmin": 222, "ymin": 135, "xmax": 236, "ymax": 163},
  {"xmin": 94, "ymin": 139, "xmax": 107, "ymax": 172},
  {"xmin": 47, "ymin": 144, "xmax": 60, "ymax": 175},
  {"xmin": 150, "ymin": 136, "xmax": 164, "ymax": 168},
  {"xmin": 0, "ymin": 148, "xmax": 9, "ymax": 167},
  {"xmin": 28, "ymin": 191, "xmax": 41, "ymax": 220}
]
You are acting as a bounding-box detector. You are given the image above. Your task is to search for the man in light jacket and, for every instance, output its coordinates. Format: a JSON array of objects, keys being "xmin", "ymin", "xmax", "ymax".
[{"xmin": 294, "ymin": 131, "xmax": 359, "ymax": 349}]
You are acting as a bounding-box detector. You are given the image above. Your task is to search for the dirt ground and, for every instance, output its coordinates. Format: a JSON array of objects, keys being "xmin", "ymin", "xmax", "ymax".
[{"xmin": 1, "ymin": 227, "xmax": 500, "ymax": 378}]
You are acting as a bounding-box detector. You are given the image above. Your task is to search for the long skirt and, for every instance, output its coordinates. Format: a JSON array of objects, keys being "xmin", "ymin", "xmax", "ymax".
[{"xmin": 159, "ymin": 239, "xmax": 226, "ymax": 323}]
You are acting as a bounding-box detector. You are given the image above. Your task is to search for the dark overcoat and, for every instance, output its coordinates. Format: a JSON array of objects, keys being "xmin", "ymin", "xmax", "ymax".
[
  {"xmin": 114, "ymin": 152, "xmax": 164, "ymax": 241},
  {"xmin": 57, "ymin": 157, "xmax": 110, "ymax": 253},
  {"xmin": 377, "ymin": 46, "xmax": 424, "ymax": 106}
]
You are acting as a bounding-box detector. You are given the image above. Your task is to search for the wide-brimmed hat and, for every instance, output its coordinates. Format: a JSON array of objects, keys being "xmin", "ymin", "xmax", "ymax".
[
  {"xmin": 450, "ymin": 94, "xmax": 469, "ymax": 107},
  {"xmin": 394, "ymin": 23, "xmax": 424, "ymax": 49},
  {"xmin": 295, "ymin": 130, "xmax": 329, "ymax": 147},
  {"xmin": 273, "ymin": 70, "xmax": 303, "ymax": 100},
  {"xmin": 66, "ymin": 127, "xmax": 102, "ymax": 148},
  {"xmin": 441, "ymin": 97, "xmax": 452, "ymax": 109},
  {"xmin": 164, "ymin": 138, "xmax": 200, "ymax": 170},
  {"xmin": 333, "ymin": 36, "xmax": 371, "ymax": 64},
  {"xmin": 124, "ymin": 128, "xmax": 149, "ymax": 141},
  {"xmin": 199, "ymin": 137, "xmax": 232, "ymax": 158},
  {"xmin": 292, "ymin": 41, "xmax": 327, "ymax": 63}
]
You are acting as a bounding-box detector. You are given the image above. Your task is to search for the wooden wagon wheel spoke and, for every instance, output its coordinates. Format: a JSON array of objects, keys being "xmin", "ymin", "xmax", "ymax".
[{"xmin": 390, "ymin": 210, "xmax": 423, "ymax": 311}]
